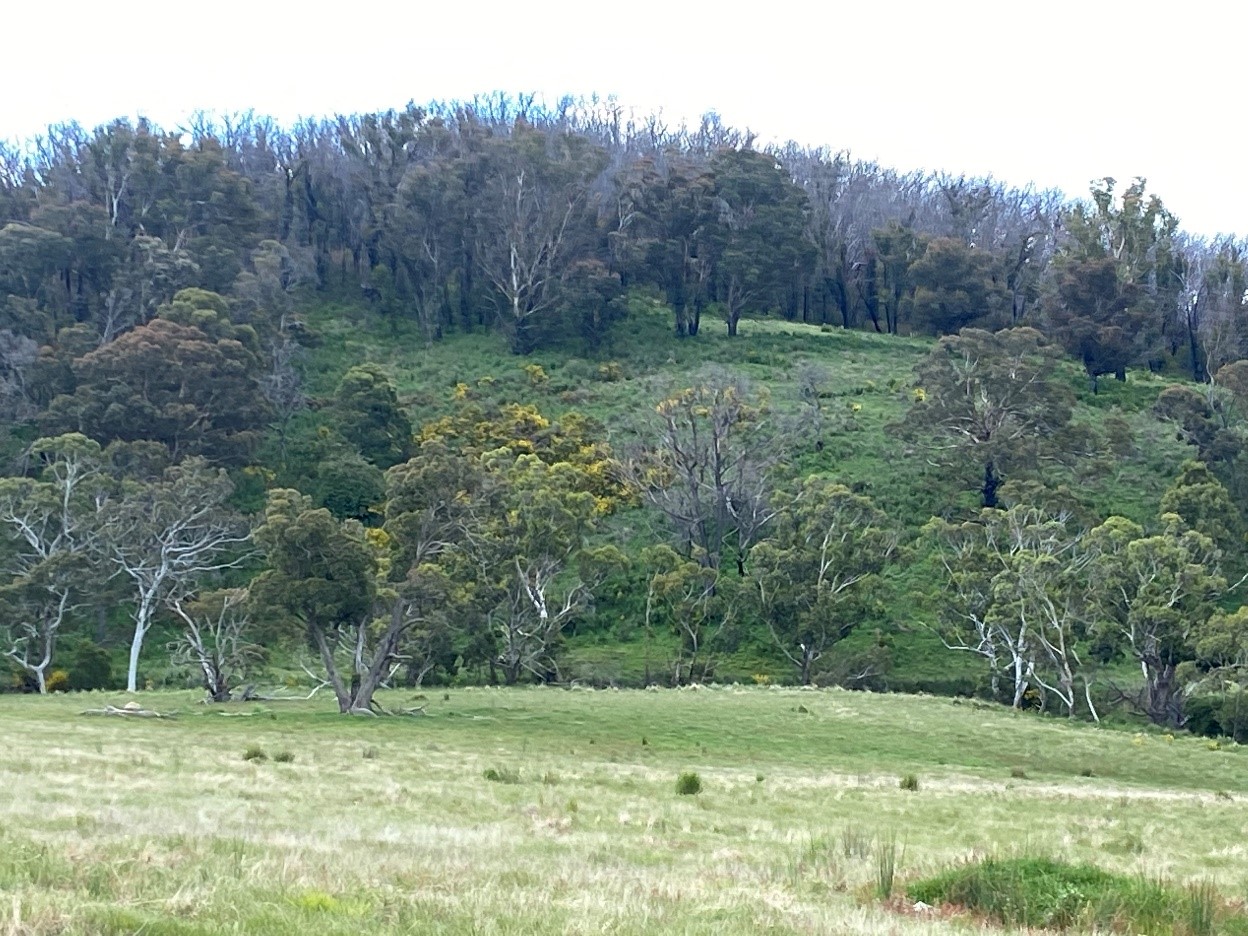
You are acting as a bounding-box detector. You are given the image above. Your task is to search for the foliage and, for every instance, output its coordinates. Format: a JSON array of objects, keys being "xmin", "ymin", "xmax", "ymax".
[{"xmin": 899, "ymin": 327, "xmax": 1079, "ymax": 507}]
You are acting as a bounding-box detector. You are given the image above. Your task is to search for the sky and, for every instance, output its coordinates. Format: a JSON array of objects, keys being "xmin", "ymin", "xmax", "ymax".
[{"xmin": 6, "ymin": 0, "xmax": 1245, "ymax": 237}]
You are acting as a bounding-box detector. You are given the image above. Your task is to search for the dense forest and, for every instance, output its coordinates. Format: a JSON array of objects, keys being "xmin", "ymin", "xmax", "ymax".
[{"xmin": 3, "ymin": 95, "xmax": 1248, "ymax": 737}]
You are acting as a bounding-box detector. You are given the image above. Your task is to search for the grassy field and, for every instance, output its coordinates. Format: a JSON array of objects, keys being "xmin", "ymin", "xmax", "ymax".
[{"xmin": 3, "ymin": 687, "xmax": 1248, "ymax": 935}]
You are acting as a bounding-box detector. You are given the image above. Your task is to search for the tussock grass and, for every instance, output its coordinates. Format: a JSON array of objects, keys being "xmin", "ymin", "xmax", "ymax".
[
  {"xmin": 907, "ymin": 856, "xmax": 1245, "ymax": 934},
  {"xmin": 2, "ymin": 686, "xmax": 1248, "ymax": 934}
]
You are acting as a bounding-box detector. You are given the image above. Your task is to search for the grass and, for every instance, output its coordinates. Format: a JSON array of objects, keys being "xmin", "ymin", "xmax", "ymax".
[
  {"xmin": 907, "ymin": 856, "xmax": 1243, "ymax": 934},
  {"xmin": 3, "ymin": 686, "xmax": 1248, "ymax": 934}
]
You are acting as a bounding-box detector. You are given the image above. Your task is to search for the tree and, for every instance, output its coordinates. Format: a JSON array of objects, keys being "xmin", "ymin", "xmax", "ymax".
[
  {"xmin": 751, "ymin": 478, "xmax": 898, "ymax": 684},
  {"xmin": 329, "ymin": 363, "xmax": 412, "ymax": 469},
  {"xmin": 923, "ymin": 505, "xmax": 1095, "ymax": 714},
  {"xmin": 0, "ymin": 434, "xmax": 105, "ymax": 692},
  {"xmin": 168, "ymin": 588, "xmax": 260, "ymax": 702},
  {"xmin": 1049, "ymin": 177, "xmax": 1181, "ymax": 382},
  {"xmin": 251, "ymin": 490, "xmax": 378, "ymax": 713},
  {"xmin": 610, "ymin": 154, "xmax": 716, "ymax": 337},
  {"xmin": 107, "ymin": 458, "xmax": 250, "ymax": 692},
  {"xmin": 45, "ymin": 291, "xmax": 270, "ymax": 465},
  {"xmin": 1086, "ymin": 514, "xmax": 1226, "ymax": 727},
  {"xmin": 706, "ymin": 149, "xmax": 812, "ymax": 336},
  {"xmin": 464, "ymin": 452, "xmax": 610, "ymax": 685},
  {"xmin": 254, "ymin": 446, "xmax": 465, "ymax": 712},
  {"xmin": 900, "ymin": 328, "xmax": 1077, "ymax": 508},
  {"xmin": 628, "ymin": 370, "xmax": 775, "ymax": 573},
  {"xmin": 641, "ymin": 544, "xmax": 727, "ymax": 686},
  {"xmin": 475, "ymin": 123, "xmax": 606, "ymax": 353},
  {"xmin": 906, "ymin": 237, "xmax": 1006, "ymax": 335}
]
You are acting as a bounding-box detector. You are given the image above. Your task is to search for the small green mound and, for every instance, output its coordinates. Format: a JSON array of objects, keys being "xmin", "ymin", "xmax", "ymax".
[
  {"xmin": 907, "ymin": 857, "xmax": 1237, "ymax": 934},
  {"xmin": 675, "ymin": 771, "xmax": 703, "ymax": 795}
]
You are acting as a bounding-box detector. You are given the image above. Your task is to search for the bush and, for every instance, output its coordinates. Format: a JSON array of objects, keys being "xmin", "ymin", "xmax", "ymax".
[
  {"xmin": 66, "ymin": 642, "xmax": 113, "ymax": 691},
  {"xmin": 273, "ymin": 751, "xmax": 296, "ymax": 764},
  {"xmin": 675, "ymin": 771, "xmax": 703, "ymax": 796},
  {"xmin": 44, "ymin": 670, "xmax": 70, "ymax": 693},
  {"xmin": 482, "ymin": 766, "xmax": 521, "ymax": 784},
  {"xmin": 242, "ymin": 745, "xmax": 267, "ymax": 762},
  {"xmin": 899, "ymin": 774, "xmax": 920, "ymax": 792}
]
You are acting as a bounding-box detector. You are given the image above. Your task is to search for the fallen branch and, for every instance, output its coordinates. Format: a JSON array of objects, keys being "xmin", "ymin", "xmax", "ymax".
[{"xmin": 80, "ymin": 703, "xmax": 177, "ymax": 719}]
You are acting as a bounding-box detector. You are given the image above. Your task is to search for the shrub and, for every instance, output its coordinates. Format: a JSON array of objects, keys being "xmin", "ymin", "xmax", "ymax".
[
  {"xmin": 1009, "ymin": 766, "xmax": 1027, "ymax": 779},
  {"xmin": 482, "ymin": 766, "xmax": 521, "ymax": 784},
  {"xmin": 899, "ymin": 773, "xmax": 920, "ymax": 792},
  {"xmin": 67, "ymin": 643, "xmax": 113, "ymax": 691},
  {"xmin": 44, "ymin": 670, "xmax": 70, "ymax": 693},
  {"xmin": 596, "ymin": 361, "xmax": 624, "ymax": 382},
  {"xmin": 242, "ymin": 745, "xmax": 267, "ymax": 762},
  {"xmin": 273, "ymin": 751, "xmax": 296, "ymax": 764},
  {"xmin": 675, "ymin": 771, "xmax": 703, "ymax": 796}
]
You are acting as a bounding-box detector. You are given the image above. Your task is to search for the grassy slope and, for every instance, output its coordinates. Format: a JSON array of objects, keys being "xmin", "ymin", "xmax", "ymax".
[
  {"xmin": 299, "ymin": 298, "xmax": 1194, "ymax": 688},
  {"xmin": 3, "ymin": 687, "xmax": 1246, "ymax": 935}
]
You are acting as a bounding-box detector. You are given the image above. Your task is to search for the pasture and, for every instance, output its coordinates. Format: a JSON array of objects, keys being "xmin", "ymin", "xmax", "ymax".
[{"xmin": 2, "ymin": 687, "xmax": 1247, "ymax": 935}]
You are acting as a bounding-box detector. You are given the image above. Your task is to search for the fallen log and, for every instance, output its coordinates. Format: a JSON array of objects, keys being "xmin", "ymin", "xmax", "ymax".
[{"xmin": 80, "ymin": 702, "xmax": 176, "ymax": 719}]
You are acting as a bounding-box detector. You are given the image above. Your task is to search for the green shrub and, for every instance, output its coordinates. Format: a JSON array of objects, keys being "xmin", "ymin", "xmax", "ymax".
[
  {"xmin": 66, "ymin": 643, "xmax": 113, "ymax": 691},
  {"xmin": 899, "ymin": 773, "xmax": 919, "ymax": 792},
  {"xmin": 242, "ymin": 745, "xmax": 267, "ymax": 762},
  {"xmin": 273, "ymin": 751, "xmax": 296, "ymax": 764},
  {"xmin": 675, "ymin": 771, "xmax": 703, "ymax": 796},
  {"xmin": 482, "ymin": 766, "xmax": 521, "ymax": 784}
]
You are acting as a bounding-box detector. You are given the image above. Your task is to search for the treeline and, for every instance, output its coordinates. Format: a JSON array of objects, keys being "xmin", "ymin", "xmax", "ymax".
[
  {"xmin": 1, "ymin": 95, "xmax": 1245, "ymax": 371},
  {"xmin": 3, "ymin": 96, "xmax": 1248, "ymax": 735}
]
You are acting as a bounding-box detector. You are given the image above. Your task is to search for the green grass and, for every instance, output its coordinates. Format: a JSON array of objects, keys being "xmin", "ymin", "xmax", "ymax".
[
  {"xmin": 908, "ymin": 856, "xmax": 1242, "ymax": 934},
  {"xmin": 4, "ymin": 687, "xmax": 1248, "ymax": 934}
]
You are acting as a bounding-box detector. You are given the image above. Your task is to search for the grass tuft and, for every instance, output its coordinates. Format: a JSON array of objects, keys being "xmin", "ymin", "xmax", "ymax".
[
  {"xmin": 898, "ymin": 773, "xmax": 919, "ymax": 792},
  {"xmin": 483, "ymin": 766, "xmax": 522, "ymax": 784},
  {"xmin": 242, "ymin": 744, "xmax": 267, "ymax": 762}
]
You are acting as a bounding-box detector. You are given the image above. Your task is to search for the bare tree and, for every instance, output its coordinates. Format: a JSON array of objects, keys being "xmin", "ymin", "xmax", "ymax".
[
  {"xmin": 168, "ymin": 588, "xmax": 260, "ymax": 702},
  {"xmin": 107, "ymin": 459, "xmax": 250, "ymax": 692},
  {"xmin": 626, "ymin": 368, "xmax": 778, "ymax": 575},
  {"xmin": 475, "ymin": 123, "xmax": 605, "ymax": 353}
]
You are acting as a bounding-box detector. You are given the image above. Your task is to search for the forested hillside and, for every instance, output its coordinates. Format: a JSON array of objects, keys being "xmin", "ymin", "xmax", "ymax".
[{"xmin": 3, "ymin": 96, "xmax": 1248, "ymax": 737}]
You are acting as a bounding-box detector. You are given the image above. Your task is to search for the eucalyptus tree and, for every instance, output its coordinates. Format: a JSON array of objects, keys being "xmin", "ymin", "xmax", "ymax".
[
  {"xmin": 107, "ymin": 458, "xmax": 250, "ymax": 693},
  {"xmin": 0, "ymin": 434, "xmax": 107, "ymax": 692},
  {"xmin": 901, "ymin": 328, "xmax": 1077, "ymax": 508},
  {"xmin": 751, "ymin": 478, "xmax": 898, "ymax": 685}
]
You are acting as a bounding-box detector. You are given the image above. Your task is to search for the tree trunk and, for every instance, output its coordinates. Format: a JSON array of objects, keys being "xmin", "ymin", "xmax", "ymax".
[
  {"xmin": 126, "ymin": 594, "xmax": 157, "ymax": 693},
  {"xmin": 982, "ymin": 461, "xmax": 1001, "ymax": 510}
]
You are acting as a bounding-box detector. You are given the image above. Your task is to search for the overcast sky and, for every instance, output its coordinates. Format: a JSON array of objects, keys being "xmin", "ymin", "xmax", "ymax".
[{"xmin": 7, "ymin": 1, "xmax": 1244, "ymax": 237}]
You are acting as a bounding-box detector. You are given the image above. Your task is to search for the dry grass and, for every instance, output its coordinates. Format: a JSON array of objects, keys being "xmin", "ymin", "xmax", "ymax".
[{"xmin": 2, "ymin": 687, "xmax": 1246, "ymax": 934}]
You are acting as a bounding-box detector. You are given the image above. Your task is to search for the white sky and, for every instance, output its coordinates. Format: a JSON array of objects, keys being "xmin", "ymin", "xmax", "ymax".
[{"xmin": 5, "ymin": 0, "xmax": 1245, "ymax": 237}]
